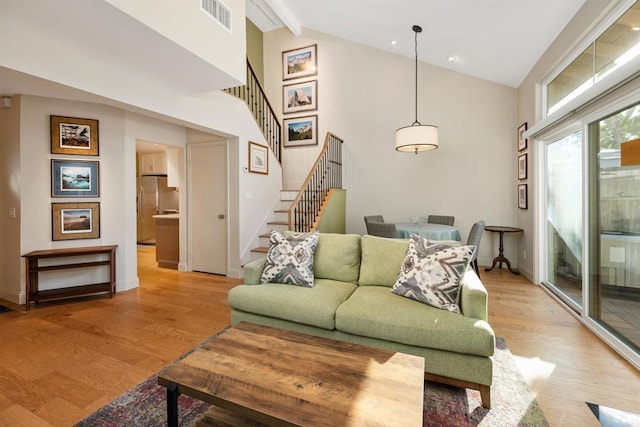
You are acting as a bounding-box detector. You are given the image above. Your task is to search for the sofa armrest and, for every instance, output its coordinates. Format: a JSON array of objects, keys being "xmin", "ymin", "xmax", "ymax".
[
  {"xmin": 459, "ymin": 269, "xmax": 488, "ymax": 321},
  {"xmin": 242, "ymin": 257, "xmax": 266, "ymax": 285}
]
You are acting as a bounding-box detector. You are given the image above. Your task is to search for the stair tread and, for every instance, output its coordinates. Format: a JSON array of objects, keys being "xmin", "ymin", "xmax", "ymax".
[
  {"xmin": 251, "ymin": 246, "xmax": 269, "ymax": 253},
  {"xmin": 267, "ymin": 221, "xmax": 289, "ymax": 225}
]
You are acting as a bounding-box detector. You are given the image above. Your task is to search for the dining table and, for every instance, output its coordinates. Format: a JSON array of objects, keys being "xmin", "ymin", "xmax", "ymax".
[{"xmin": 394, "ymin": 222, "xmax": 462, "ymax": 241}]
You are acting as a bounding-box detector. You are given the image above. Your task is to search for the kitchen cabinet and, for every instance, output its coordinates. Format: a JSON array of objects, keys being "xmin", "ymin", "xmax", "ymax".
[
  {"xmin": 166, "ymin": 147, "xmax": 179, "ymax": 188},
  {"xmin": 154, "ymin": 214, "xmax": 179, "ymax": 269},
  {"xmin": 140, "ymin": 152, "xmax": 166, "ymax": 175}
]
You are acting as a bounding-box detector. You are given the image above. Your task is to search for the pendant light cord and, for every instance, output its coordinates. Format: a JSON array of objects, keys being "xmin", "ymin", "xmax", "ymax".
[{"xmin": 413, "ymin": 26, "xmax": 421, "ymax": 126}]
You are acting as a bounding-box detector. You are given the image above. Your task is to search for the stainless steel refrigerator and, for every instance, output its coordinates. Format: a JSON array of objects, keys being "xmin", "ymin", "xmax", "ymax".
[{"xmin": 136, "ymin": 176, "xmax": 179, "ymax": 245}]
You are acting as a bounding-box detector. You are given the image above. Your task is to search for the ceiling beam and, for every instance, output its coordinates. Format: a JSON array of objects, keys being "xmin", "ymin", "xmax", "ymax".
[{"xmin": 262, "ymin": 0, "xmax": 301, "ymax": 36}]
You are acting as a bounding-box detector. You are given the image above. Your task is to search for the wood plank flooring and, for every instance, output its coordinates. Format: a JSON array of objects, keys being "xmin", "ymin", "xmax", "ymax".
[{"xmin": 0, "ymin": 246, "xmax": 637, "ymax": 426}]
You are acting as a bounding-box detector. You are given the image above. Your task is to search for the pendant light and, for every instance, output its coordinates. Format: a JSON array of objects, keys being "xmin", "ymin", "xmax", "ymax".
[{"xmin": 395, "ymin": 25, "xmax": 439, "ymax": 154}]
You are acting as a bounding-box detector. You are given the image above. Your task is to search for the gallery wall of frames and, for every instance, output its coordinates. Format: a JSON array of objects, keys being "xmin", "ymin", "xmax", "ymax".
[
  {"xmin": 282, "ymin": 44, "xmax": 319, "ymax": 148},
  {"xmin": 49, "ymin": 115, "xmax": 101, "ymax": 241}
]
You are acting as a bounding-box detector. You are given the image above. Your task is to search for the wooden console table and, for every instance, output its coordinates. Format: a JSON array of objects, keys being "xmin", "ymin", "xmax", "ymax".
[{"xmin": 22, "ymin": 245, "xmax": 117, "ymax": 311}]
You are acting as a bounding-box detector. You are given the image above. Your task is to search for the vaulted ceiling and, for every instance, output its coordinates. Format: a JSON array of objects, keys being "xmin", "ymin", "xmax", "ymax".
[{"xmin": 246, "ymin": 0, "xmax": 588, "ymax": 88}]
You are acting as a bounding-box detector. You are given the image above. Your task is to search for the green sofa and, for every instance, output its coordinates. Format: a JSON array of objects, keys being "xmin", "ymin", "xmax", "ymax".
[{"xmin": 228, "ymin": 233, "xmax": 495, "ymax": 408}]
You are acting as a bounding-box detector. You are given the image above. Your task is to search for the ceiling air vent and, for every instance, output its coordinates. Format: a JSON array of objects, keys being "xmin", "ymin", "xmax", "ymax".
[{"xmin": 201, "ymin": 0, "xmax": 232, "ymax": 32}]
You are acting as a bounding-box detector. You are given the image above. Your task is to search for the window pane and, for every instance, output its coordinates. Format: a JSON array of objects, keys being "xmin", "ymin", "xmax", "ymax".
[
  {"xmin": 548, "ymin": 45, "xmax": 594, "ymax": 114},
  {"xmin": 593, "ymin": 103, "xmax": 640, "ymax": 352},
  {"xmin": 546, "ymin": 131, "xmax": 583, "ymax": 307},
  {"xmin": 546, "ymin": 1, "xmax": 640, "ymax": 115},
  {"xmin": 595, "ymin": 4, "xmax": 640, "ymax": 81}
]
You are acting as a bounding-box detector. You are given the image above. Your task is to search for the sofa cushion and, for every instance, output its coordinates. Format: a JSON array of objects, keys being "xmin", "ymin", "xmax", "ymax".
[
  {"xmin": 261, "ymin": 231, "xmax": 318, "ymax": 287},
  {"xmin": 228, "ymin": 279, "xmax": 357, "ymax": 330},
  {"xmin": 358, "ymin": 235, "xmax": 409, "ymax": 286},
  {"xmin": 314, "ymin": 233, "xmax": 361, "ymax": 283},
  {"xmin": 336, "ymin": 286, "xmax": 495, "ymax": 357},
  {"xmin": 392, "ymin": 235, "xmax": 475, "ymax": 313}
]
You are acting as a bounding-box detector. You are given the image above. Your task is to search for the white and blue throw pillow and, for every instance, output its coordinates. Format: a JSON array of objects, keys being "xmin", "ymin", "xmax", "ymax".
[
  {"xmin": 260, "ymin": 230, "xmax": 319, "ymax": 287},
  {"xmin": 392, "ymin": 234, "xmax": 475, "ymax": 313}
]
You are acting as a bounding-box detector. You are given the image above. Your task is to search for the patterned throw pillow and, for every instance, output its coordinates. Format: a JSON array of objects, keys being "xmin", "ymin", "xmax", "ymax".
[
  {"xmin": 392, "ymin": 234, "xmax": 475, "ymax": 313},
  {"xmin": 260, "ymin": 230, "xmax": 319, "ymax": 287}
]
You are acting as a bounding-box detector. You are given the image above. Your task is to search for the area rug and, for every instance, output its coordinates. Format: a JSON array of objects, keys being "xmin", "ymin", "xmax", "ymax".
[
  {"xmin": 0, "ymin": 304, "xmax": 12, "ymax": 314},
  {"xmin": 76, "ymin": 335, "xmax": 547, "ymax": 426}
]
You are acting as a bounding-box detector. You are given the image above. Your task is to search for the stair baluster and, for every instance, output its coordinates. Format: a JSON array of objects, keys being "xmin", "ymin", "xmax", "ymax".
[
  {"xmin": 224, "ymin": 60, "xmax": 281, "ymax": 163},
  {"xmin": 288, "ymin": 133, "xmax": 343, "ymax": 232}
]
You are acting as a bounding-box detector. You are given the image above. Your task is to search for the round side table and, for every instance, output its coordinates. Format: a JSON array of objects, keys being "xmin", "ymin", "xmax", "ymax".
[{"xmin": 484, "ymin": 226, "xmax": 523, "ymax": 275}]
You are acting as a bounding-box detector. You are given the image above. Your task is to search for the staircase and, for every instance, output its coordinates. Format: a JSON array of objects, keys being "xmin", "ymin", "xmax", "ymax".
[{"xmin": 224, "ymin": 59, "xmax": 344, "ymax": 259}]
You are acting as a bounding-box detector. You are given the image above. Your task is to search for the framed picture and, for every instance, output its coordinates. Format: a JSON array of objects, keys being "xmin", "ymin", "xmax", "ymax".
[
  {"xmin": 518, "ymin": 184, "xmax": 528, "ymax": 209},
  {"xmin": 518, "ymin": 122, "xmax": 528, "ymax": 151},
  {"xmin": 518, "ymin": 153, "xmax": 528, "ymax": 180},
  {"xmin": 283, "ymin": 80, "xmax": 317, "ymax": 114},
  {"xmin": 51, "ymin": 159, "xmax": 100, "ymax": 197},
  {"xmin": 51, "ymin": 115, "xmax": 99, "ymax": 156},
  {"xmin": 284, "ymin": 115, "xmax": 318, "ymax": 148},
  {"xmin": 248, "ymin": 141, "xmax": 268, "ymax": 174},
  {"xmin": 52, "ymin": 202, "xmax": 100, "ymax": 241},
  {"xmin": 282, "ymin": 44, "xmax": 317, "ymax": 80}
]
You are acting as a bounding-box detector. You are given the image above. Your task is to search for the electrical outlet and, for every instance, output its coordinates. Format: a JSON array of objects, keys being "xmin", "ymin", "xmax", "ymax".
[
  {"xmin": 8, "ymin": 207, "xmax": 16, "ymax": 219},
  {"xmin": 523, "ymin": 250, "xmax": 526, "ymax": 259}
]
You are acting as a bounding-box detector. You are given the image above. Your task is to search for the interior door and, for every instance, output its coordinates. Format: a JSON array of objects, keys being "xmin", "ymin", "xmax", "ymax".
[{"xmin": 189, "ymin": 142, "xmax": 227, "ymax": 274}]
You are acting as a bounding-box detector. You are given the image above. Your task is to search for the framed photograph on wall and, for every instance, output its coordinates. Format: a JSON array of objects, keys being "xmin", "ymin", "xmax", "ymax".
[
  {"xmin": 50, "ymin": 115, "xmax": 99, "ymax": 156},
  {"xmin": 518, "ymin": 184, "xmax": 528, "ymax": 209},
  {"xmin": 51, "ymin": 159, "xmax": 100, "ymax": 197},
  {"xmin": 518, "ymin": 153, "xmax": 528, "ymax": 180},
  {"xmin": 284, "ymin": 115, "xmax": 318, "ymax": 148},
  {"xmin": 52, "ymin": 202, "xmax": 100, "ymax": 241},
  {"xmin": 283, "ymin": 80, "xmax": 317, "ymax": 114},
  {"xmin": 518, "ymin": 122, "xmax": 528, "ymax": 151},
  {"xmin": 248, "ymin": 141, "xmax": 268, "ymax": 174},
  {"xmin": 282, "ymin": 44, "xmax": 317, "ymax": 80}
]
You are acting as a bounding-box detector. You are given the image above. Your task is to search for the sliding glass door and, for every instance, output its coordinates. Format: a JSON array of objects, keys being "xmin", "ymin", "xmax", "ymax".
[
  {"xmin": 542, "ymin": 104, "xmax": 640, "ymax": 356},
  {"xmin": 544, "ymin": 130, "xmax": 583, "ymax": 310},
  {"xmin": 590, "ymin": 105, "xmax": 640, "ymax": 351}
]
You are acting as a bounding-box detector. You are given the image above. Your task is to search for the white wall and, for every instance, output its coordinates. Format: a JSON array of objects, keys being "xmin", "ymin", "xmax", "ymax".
[
  {"xmin": 516, "ymin": 0, "xmax": 612, "ymax": 279},
  {"xmin": 264, "ymin": 28, "xmax": 518, "ymax": 267},
  {"xmin": 106, "ymin": 0, "xmax": 246, "ymax": 85},
  {"xmin": 17, "ymin": 96, "xmax": 128, "ymax": 298}
]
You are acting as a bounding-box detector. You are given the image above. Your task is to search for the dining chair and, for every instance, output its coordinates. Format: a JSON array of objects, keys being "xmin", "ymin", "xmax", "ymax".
[
  {"xmin": 427, "ymin": 215, "xmax": 455, "ymax": 226},
  {"xmin": 467, "ymin": 220, "xmax": 486, "ymax": 276},
  {"xmin": 367, "ymin": 221, "xmax": 398, "ymax": 238},
  {"xmin": 364, "ymin": 215, "xmax": 384, "ymax": 234}
]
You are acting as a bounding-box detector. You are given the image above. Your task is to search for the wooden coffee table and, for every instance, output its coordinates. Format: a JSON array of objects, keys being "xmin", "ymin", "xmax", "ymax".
[{"xmin": 157, "ymin": 322, "xmax": 425, "ymax": 426}]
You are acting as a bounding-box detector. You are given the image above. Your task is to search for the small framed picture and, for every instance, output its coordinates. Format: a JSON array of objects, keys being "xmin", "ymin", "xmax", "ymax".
[
  {"xmin": 518, "ymin": 122, "xmax": 528, "ymax": 151},
  {"xmin": 283, "ymin": 80, "xmax": 317, "ymax": 114},
  {"xmin": 51, "ymin": 159, "xmax": 100, "ymax": 197},
  {"xmin": 50, "ymin": 115, "xmax": 99, "ymax": 156},
  {"xmin": 248, "ymin": 141, "xmax": 268, "ymax": 174},
  {"xmin": 518, "ymin": 153, "xmax": 528, "ymax": 180},
  {"xmin": 52, "ymin": 202, "xmax": 100, "ymax": 241},
  {"xmin": 284, "ymin": 115, "xmax": 318, "ymax": 148},
  {"xmin": 518, "ymin": 184, "xmax": 528, "ymax": 209},
  {"xmin": 283, "ymin": 44, "xmax": 317, "ymax": 81}
]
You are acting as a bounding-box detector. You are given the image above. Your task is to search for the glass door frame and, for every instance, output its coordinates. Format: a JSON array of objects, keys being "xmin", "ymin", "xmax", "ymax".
[
  {"xmin": 537, "ymin": 121, "xmax": 588, "ymax": 315},
  {"xmin": 535, "ymin": 89, "xmax": 640, "ymax": 370}
]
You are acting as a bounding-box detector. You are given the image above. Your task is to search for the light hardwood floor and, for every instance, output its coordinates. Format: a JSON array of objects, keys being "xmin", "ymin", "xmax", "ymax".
[{"xmin": 0, "ymin": 246, "xmax": 638, "ymax": 426}]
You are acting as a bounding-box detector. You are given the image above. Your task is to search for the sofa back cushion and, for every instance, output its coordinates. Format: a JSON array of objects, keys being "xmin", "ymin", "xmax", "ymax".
[
  {"xmin": 359, "ymin": 235, "xmax": 409, "ymax": 287},
  {"xmin": 314, "ymin": 233, "xmax": 361, "ymax": 283}
]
